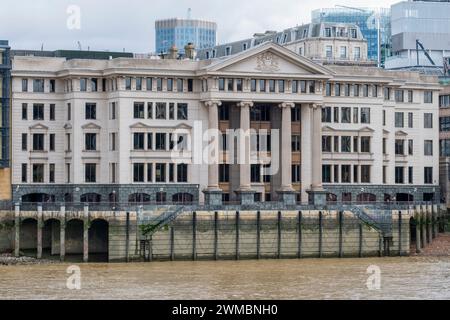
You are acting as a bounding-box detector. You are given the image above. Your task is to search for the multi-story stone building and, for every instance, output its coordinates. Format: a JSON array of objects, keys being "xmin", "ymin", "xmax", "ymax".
[
  {"xmin": 439, "ymin": 83, "xmax": 450, "ymax": 207},
  {"xmin": 197, "ymin": 22, "xmax": 373, "ymax": 67},
  {"xmin": 10, "ymin": 42, "xmax": 441, "ymax": 205},
  {"xmin": 0, "ymin": 40, "xmax": 11, "ymax": 200}
]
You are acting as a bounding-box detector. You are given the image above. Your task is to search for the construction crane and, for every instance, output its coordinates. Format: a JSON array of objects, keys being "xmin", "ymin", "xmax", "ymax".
[
  {"xmin": 416, "ymin": 39, "xmax": 436, "ymax": 66},
  {"xmin": 335, "ymin": 5, "xmax": 382, "ymax": 68}
]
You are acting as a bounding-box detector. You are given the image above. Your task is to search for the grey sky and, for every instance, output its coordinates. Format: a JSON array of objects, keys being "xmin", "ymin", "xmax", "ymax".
[{"xmin": 0, "ymin": 0, "xmax": 399, "ymax": 53}]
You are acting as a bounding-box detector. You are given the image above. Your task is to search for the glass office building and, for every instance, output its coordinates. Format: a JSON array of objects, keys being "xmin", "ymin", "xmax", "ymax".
[
  {"xmin": 0, "ymin": 40, "xmax": 10, "ymax": 168},
  {"xmin": 312, "ymin": 7, "xmax": 391, "ymax": 66},
  {"xmin": 155, "ymin": 18, "xmax": 217, "ymax": 55}
]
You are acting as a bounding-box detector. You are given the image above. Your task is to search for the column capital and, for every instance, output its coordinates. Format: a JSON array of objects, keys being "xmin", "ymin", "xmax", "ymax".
[
  {"xmin": 238, "ymin": 101, "xmax": 254, "ymax": 108},
  {"xmin": 204, "ymin": 100, "xmax": 222, "ymax": 108},
  {"xmin": 279, "ymin": 102, "xmax": 295, "ymax": 109},
  {"xmin": 309, "ymin": 103, "xmax": 323, "ymax": 110}
]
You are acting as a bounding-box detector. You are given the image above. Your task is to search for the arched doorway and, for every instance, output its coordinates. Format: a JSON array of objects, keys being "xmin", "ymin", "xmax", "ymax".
[
  {"xmin": 65, "ymin": 219, "xmax": 84, "ymax": 261},
  {"xmin": 397, "ymin": 193, "xmax": 413, "ymax": 203},
  {"xmin": 128, "ymin": 193, "xmax": 150, "ymax": 204},
  {"xmin": 80, "ymin": 193, "xmax": 101, "ymax": 203},
  {"xmin": 88, "ymin": 219, "xmax": 109, "ymax": 262},
  {"xmin": 172, "ymin": 193, "xmax": 194, "ymax": 204},
  {"xmin": 357, "ymin": 193, "xmax": 376, "ymax": 203},
  {"xmin": 22, "ymin": 193, "xmax": 55, "ymax": 203},
  {"xmin": 20, "ymin": 218, "xmax": 37, "ymax": 257},
  {"xmin": 42, "ymin": 219, "xmax": 61, "ymax": 259}
]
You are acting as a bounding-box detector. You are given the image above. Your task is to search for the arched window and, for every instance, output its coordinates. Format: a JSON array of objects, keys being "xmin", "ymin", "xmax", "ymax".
[
  {"xmin": 128, "ymin": 193, "xmax": 150, "ymax": 203},
  {"xmin": 357, "ymin": 193, "xmax": 376, "ymax": 203},
  {"xmin": 172, "ymin": 193, "xmax": 194, "ymax": 204},
  {"xmin": 80, "ymin": 193, "xmax": 101, "ymax": 203}
]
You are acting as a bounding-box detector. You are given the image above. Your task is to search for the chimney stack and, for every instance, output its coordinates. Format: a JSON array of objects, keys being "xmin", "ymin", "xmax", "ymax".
[
  {"xmin": 169, "ymin": 45, "xmax": 179, "ymax": 59},
  {"xmin": 184, "ymin": 43, "xmax": 196, "ymax": 60}
]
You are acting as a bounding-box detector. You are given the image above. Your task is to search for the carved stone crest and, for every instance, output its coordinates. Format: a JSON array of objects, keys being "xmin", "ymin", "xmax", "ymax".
[{"xmin": 255, "ymin": 52, "xmax": 280, "ymax": 72}]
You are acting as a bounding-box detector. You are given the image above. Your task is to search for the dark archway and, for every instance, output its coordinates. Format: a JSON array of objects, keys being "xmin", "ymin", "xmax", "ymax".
[
  {"xmin": 42, "ymin": 219, "xmax": 61, "ymax": 259},
  {"xmin": 20, "ymin": 218, "xmax": 37, "ymax": 257},
  {"xmin": 156, "ymin": 192, "xmax": 167, "ymax": 204},
  {"xmin": 65, "ymin": 219, "xmax": 84, "ymax": 261},
  {"xmin": 397, "ymin": 193, "xmax": 414, "ymax": 203},
  {"xmin": 357, "ymin": 193, "xmax": 377, "ymax": 203},
  {"xmin": 0, "ymin": 220, "xmax": 15, "ymax": 254},
  {"xmin": 64, "ymin": 193, "xmax": 73, "ymax": 203},
  {"xmin": 80, "ymin": 193, "xmax": 101, "ymax": 203},
  {"xmin": 172, "ymin": 193, "xmax": 194, "ymax": 204},
  {"xmin": 88, "ymin": 219, "xmax": 109, "ymax": 262},
  {"xmin": 327, "ymin": 193, "xmax": 337, "ymax": 203},
  {"xmin": 128, "ymin": 193, "xmax": 150, "ymax": 203},
  {"xmin": 384, "ymin": 194, "xmax": 392, "ymax": 202},
  {"xmin": 22, "ymin": 193, "xmax": 55, "ymax": 203}
]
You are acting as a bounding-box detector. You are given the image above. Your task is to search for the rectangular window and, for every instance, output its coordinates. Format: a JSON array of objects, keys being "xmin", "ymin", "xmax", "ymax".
[
  {"xmin": 49, "ymin": 134, "xmax": 55, "ymax": 151},
  {"xmin": 167, "ymin": 78, "xmax": 173, "ymax": 92},
  {"xmin": 292, "ymin": 165, "xmax": 301, "ymax": 183},
  {"xmin": 22, "ymin": 103, "xmax": 28, "ymax": 120},
  {"xmin": 341, "ymin": 107, "xmax": 351, "ymax": 123},
  {"xmin": 341, "ymin": 165, "xmax": 351, "ymax": 183},
  {"xmin": 424, "ymin": 113, "xmax": 433, "ymax": 128},
  {"xmin": 384, "ymin": 87, "xmax": 391, "ymax": 100},
  {"xmin": 155, "ymin": 163, "xmax": 166, "ymax": 182},
  {"xmin": 125, "ymin": 77, "xmax": 132, "ymax": 90},
  {"xmin": 322, "ymin": 136, "xmax": 332, "ymax": 152},
  {"xmin": 66, "ymin": 133, "xmax": 71, "ymax": 152},
  {"xmin": 424, "ymin": 140, "xmax": 433, "ymax": 156},
  {"xmin": 353, "ymin": 137, "xmax": 358, "ymax": 153},
  {"xmin": 372, "ymin": 85, "xmax": 378, "ymax": 98},
  {"xmin": 177, "ymin": 164, "xmax": 188, "ymax": 182},
  {"xmin": 424, "ymin": 91, "xmax": 433, "ymax": 103},
  {"xmin": 408, "ymin": 90, "xmax": 413, "ymax": 103},
  {"xmin": 85, "ymin": 103, "xmax": 96, "ymax": 120},
  {"xmin": 219, "ymin": 164, "xmax": 230, "ymax": 183},
  {"xmin": 363, "ymin": 84, "xmax": 369, "ymax": 97},
  {"xmin": 85, "ymin": 133, "xmax": 97, "ymax": 151},
  {"xmin": 67, "ymin": 103, "xmax": 71, "ymax": 121},
  {"xmin": 353, "ymin": 84, "xmax": 360, "ymax": 97},
  {"xmin": 219, "ymin": 105, "xmax": 229, "ymax": 121},
  {"xmin": 155, "ymin": 133, "xmax": 166, "ymax": 150},
  {"xmin": 408, "ymin": 112, "xmax": 413, "ymax": 128},
  {"xmin": 85, "ymin": 164, "xmax": 96, "ymax": 183},
  {"xmin": 22, "ymin": 134, "xmax": 27, "ymax": 151},
  {"xmin": 325, "ymin": 82, "xmax": 331, "ymax": 96},
  {"xmin": 156, "ymin": 103, "xmax": 166, "ymax": 119},
  {"xmin": 227, "ymin": 79, "xmax": 234, "ymax": 91},
  {"xmin": 218, "ymin": 78, "xmax": 225, "ymax": 91},
  {"xmin": 341, "ymin": 136, "xmax": 351, "ymax": 153},
  {"xmin": 134, "ymin": 77, "xmax": 142, "ymax": 91},
  {"xmin": 32, "ymin": 164, "xmax": 44, "ymax": 183},
  {"xmin": 177, "ymin": 78, "xmax": 184, "ymax": 92},
  {"xmin": 361, "ymin": 137, "xmax": 371, "ymax": 153},
  {"xmin": 33, "ymin": 79, "xmax": 44, "ymax": 92},
  {"xmin": 340, "ymin": 46, "xmax": 347, "ymax": 58},
  {"xmin": 383, "ymin": 138, "xmax": 387, "ymax": 154},
  {"xmin": 335, "ymin": 83, "xmax": 341, "ymax": 96},
  {"xmin": 147, "ymin": 163, "xmax": 153, "ymax": 183},
  {"xmin": 66, "ymin": 163, "xmax": 71, "ymax": 183},
  {"xmin": 395, "ymin": 112, "xmax": 404, "ymax": 128},
  {"xmin": 251, "ymin": 164, "xmax": 261, "ymax": 183},
  {"xmin": 133, "ymin": 102, "xmax": 145, "ymax": 119},
  {"xmin": 322, "ymin": 107, "xmax": 331, "ymax": 123},
  {"xmin": 21, "ymin": 164, "xmax": 27, "ymax": 183},
  {"xmin": 383, "ymin": 166, "xmax": 387, "ymax": 184},
  {"xmin": 110, "ymin": 133, "xmax": 117, "ymax": 151},
  {"xmin": 147, "ymin": 102, "xmax": 153, "ymax": 119},
  {"xmin": 91, "ymin": 78, "xmax": 98, "ymax": 92},
  {"xmin": 409, "ymin": 167, "xmax": 413, "ymax": 184},
  {"xmin": 147, "ymin": 133, "xmax": 153, "ymax": 150},
  {"xmin": 333, "ymin": 136, "xmax": 339, "ymax": 152},
  {"xmin": 361, "ymin": 165, "xmax": 371, "ymax": 183},
  {"xmin": 133, "ymin": 163, "xmax": 145, "ymax": 182},
  {"xmin": 408, "ymin": 139, "xmax": 414, "ymax": 155},
  {"xmin": 110, "ymin": 102, "xmax": 116, "ymax": 120},
  {"xmin": 291, "ymin": 106, "xmax": 301, "ymax": 122},
  {"xmin": 146, "ymin": 78, "xmax": 153, "ymax": 91},
  {"xmin": 49, "ymin": 104, "xmax": 55, "ymax": 121},
  {"xmin": 361, "ymin": 108, "xmax": 370, "ymax": 124},
  {"xmin": 322, "ymin": 165, "xmax": 331, "ymax": 183},
  {"xmin": 269, "ymin": 80, "xmax": 275, "ymax": 92},
  {"xmin": 353, "ymin": 165, "xmax": 358, "ymax": 183},
  {"xmin": 32, "ymin": 134, "xmax": 44, "ymax": 151},
  {"xmin": 395, "ymin": 167, "xmax": 404, "ymax": 184},
  {"xmin": 49, "ymin": 164, "xmax": 55, "ymax": 183},
  {"xmin": 395, "ymin": 140, "xmax": 405, "ymax": 155},
  {"xmin": 49, "ymin": 80, "xmax": 56, "ymax": 93},
  {"xmin": 80, "ymin": 78, "xmax": 87, "ymax": 92},
  {"xmin": 424, "ymin": 167, "xmax": 433, "ymax": 184},
  {"xmin": 157, "ymin": 78, "xmax": 163, "ymax": 91},
  {"xmin": 395, "ymin": 90, "xmax": 404, "ymax": 102},
  {"xmin": 33, "ymin": 104, "xmax": 44, "ymax": 120},
  {"xmin": 325, "ymin": 45, "xmax": 332, "ymax": 58},
  {"xmin": 291, "ymin": 135, "xmax": 301, "ymax": 152},
  {"xmin": 169, "ymin": 103, "xmax": 175, "ymax": 120},
  {"xmin": 22, "ymin": 79, "xmax": 28, "ymax": 92},
  {"xmin": 291, "ymin": 80, "xmax": 298, "ymax": 93},
  {"xmin": 187, "ymin": 79, "xmax": 194, "ymax": 92},
  {"xmin": 345, "ymin": 84, "xmax": 350, "ymax": 96},
  {"xmin": 110, "ymin": 163, "xmax": 117, "ymax": 183},
  {"xmin": 353, "ymin": 108, "xmax": 359, "ymax": 124},
  {"xmin": 133, "ymin": 133, "xmax": 145, "ymax": 150},
  {"xmin": 236, "ymin": 79, "xmax": 243, "ymax": 92},
  {"xmin": 333, "ymin": 107, "xmax": 339, "ymax": 123},
  {"xmin": 278, "ymin": 80, "xmax": 284, "ymax": 93}
]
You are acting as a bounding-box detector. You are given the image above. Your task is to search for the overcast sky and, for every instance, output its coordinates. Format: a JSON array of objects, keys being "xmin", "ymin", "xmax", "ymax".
[{"xmin": 0, "ymin": 0, "xmax": 399, "ymax": 53}]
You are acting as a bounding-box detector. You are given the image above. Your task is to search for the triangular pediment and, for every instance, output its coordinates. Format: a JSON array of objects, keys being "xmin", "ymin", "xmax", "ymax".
[
  {"xmin": 130, "ymin": 122, "xmax": 151, "ymax": 129},
  {"xmin": 395, "ymin": 130, "xmax": 408, "ymax": 136},
  {"xmin": 29, "ymin": 123, "xmax": 48, "ymax": 131},
  {"xmin": 64, "ymin": 123, "xmax": 72, "ymax": 130},
  {"xmin": 202, "ymin": 42, "xmax": 334, "ymax": 76},
  {"xmin": 359, "ymin": 126, "xmax": 375, "ymax": 133},
  {"xmin": 322, "ymin": 125, "xmax": 374, "ymax": 133},
  {"xmin": 81, "ymin": 122, "xmax": 101, "ymax": 130},
  {"xmin": 175, "ymin": 123, "xmax": 192, "ymax": 130}
]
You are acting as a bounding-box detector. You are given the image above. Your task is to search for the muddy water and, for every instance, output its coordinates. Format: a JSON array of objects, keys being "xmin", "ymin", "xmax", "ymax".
[{"xmin": 1, "ymin": 257, "xmax": 450, "ymax": 300}]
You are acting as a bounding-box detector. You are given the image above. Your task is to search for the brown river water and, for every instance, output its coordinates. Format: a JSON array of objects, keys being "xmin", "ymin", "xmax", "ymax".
[{"xmin": 1, "ymin": 257, "xmax": 450, "ymax": 300}]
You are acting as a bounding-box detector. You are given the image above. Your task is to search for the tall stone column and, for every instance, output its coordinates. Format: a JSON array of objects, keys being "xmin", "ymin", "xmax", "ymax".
[
  {"xmin": 203, "ymin": 100, "xmax": 223, "ymax": 206},
  {"xmin": 236, "ymin": 101, "xmax": 255, "ymax": 205},
  {"xmin": 14, "ymin": 204, "xmax": 20, "ymax": 257},
  {"xmin": 37, "ymin": 205, "xmax": 43, "ymax": 259},
  {"xmin": 277, "ymin": 102, "xmax": 296, "ymax": 205},
  {"xmin": 307, "ymin": 104, "xmax": 327, "ymax": 205},
  {"xmin": 83, "ymin": 205, "xmax": 89, "ymax": 263}
]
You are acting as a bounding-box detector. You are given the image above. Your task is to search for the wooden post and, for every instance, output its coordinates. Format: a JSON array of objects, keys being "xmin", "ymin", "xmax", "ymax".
[
  {"xmin": 318, "ymin": 211, "xmax": 323, "ymax": 258},
  {"xmin": 277, "ymin": 211, "xmax": 282, "ymax": 259},
  {"xmin": 214, "ymin": 211, "xmax": 218, "ymax": 260},
  {"xmin": 256, "ymin": 211, "xmax": 261, "ymax": 260},
  {"xmin": 420, "ymin": 209, "xmax": 426, "ymax": 249},
  {"xmin": 192, "ymin": 211, "xmax": 197, "ymax": 261},
  {"xmin": 148, "ymin": 236, "xmax": 153, "ymax": 262},
  {"xmin": 298, "ymin": 211, "xmax": 302, "ymax": 259},
  {"xmin": 235, "ymin": 211, "xmax": 240, "ymax": 260},
  {"xmin": 170, "ymin": 226, "xmax": 175, "ymax": 261},
  {"xmin": 14, "ymin": 204, "xmax": 20, "ymax": 257},
  {"xmin": 427, "ymin": 207, "xmax": 432, "ymax": 245},
  {"xmin": 338, "ymin": 211, "xmax": 343, "ymax": 258},
  {"xmin": 415, "ymin": 213, "xmax": 422, "ymax": 254},
  {"xmin": 125, "ymin": 211, "xmax": 130, "ymax": 262},
  {"xmin": 83, "ymin": 205, "xmax": 89, "ymax": 263},
  {"xmin": 398, "ymin": 211, "xmax": 402, "ymax": 256}
]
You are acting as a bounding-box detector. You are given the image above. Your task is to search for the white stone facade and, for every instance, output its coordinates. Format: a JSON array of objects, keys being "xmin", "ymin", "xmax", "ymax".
[{"xmin": 10, "ymin": 43, "xmax": 441, "ymax": 204}]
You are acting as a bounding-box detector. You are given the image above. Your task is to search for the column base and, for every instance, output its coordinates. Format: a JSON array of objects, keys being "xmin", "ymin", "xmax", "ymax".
[
  {"xmin": 203, "ymin": 189, "xmax": 223, "ymax": 206},
  {"xmin": 235, "ymin": 190, "xmax": 256, "ymax": 205},
  {"xmin": 277, "ymin": 190, "xmax": 297, "ymax": 205},
  {"xmin": 307, "ymin": 190, "xmax": 328, "ymax": 206}
]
